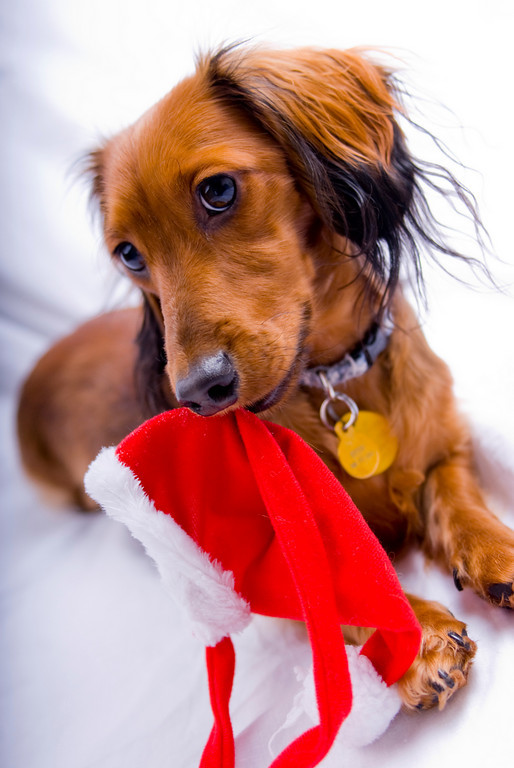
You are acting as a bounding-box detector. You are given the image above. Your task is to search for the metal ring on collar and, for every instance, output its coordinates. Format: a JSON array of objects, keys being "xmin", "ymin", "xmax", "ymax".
[{"xmin": 319, "ymin": 393, "xmax": 359, "ymax": 432}]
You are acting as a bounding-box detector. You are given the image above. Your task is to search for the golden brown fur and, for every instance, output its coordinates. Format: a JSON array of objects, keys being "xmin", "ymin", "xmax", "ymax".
[{"xmin": 18, "ymin": 45, "xmax": 514, "ymax": 711}]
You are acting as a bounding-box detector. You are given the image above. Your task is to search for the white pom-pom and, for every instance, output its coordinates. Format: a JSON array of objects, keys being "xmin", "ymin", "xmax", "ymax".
[
  {"xmin": 295, "ymin": 646, "xmax": 401, "ymax": 750},
  {"xmin": 333, "ymin": 646, "xmax": 401, "ymax": 748}
]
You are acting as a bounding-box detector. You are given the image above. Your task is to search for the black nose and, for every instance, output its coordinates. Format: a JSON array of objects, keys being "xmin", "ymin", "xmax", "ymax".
[{"xmin": 175, "ymin": 352, "xmax": 239, "ymax": 416}]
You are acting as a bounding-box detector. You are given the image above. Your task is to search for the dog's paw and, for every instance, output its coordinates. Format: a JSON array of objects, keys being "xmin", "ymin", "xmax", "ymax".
[
  {"xmin": 398, "ymin": 600, "xmax": 476, "ymax": 711},
  {"xmin": 451, "ymin": 520, "xmax": 514, "ymax": 609}
]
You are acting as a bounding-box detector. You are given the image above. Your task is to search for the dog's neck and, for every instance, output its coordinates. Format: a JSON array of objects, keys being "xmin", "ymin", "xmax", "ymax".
[{"xmin": 306, "ymin": 235, "xmax": 387, "ymax": 368}]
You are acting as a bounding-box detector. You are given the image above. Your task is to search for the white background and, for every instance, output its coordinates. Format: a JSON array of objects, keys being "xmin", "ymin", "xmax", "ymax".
[{"xmin": 1, "ymin": 2, "xmax": 513, "ymax": 767}]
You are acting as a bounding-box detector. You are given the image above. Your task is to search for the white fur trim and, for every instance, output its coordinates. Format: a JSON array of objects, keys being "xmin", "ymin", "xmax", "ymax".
[
  {"xmin": 270, "ymin": 646, "xmax": 400, "ymax": 762},
  {"xmin": 324, "ymin": 646, "xmax": 401, "ymax": 748},
  {"xmin": 84, "ymin": 447, "xmax": 252, "ymax": 646}
]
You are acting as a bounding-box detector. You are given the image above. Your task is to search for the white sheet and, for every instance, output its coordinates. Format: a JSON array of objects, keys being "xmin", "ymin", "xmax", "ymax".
[{"xmin": 2, "ymin": 2, "xmax": 513, "ymax": 766}]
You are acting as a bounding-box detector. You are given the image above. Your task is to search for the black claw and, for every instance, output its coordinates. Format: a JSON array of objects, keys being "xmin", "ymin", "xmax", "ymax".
[
  {"xmin": 453, "ymin": 568, "xmax": 464, "ymax": 591},
  {"xmin": 429, "ymin": 680, "xmax": 445, "ymax": 693},
  {"xmin": 415, "ymin": 693, "xmax": 439, "ymax": 711},
  {"xmin": 447, "ymin": 631, "xmax": 471, "ymax": 650},
  {"xmin": 438, "ymin": 669, "xmax": 455, "ymax": 688},
  {"xmin": 487, "ymin": 582, "xmax": 513, "ymax": 606}
]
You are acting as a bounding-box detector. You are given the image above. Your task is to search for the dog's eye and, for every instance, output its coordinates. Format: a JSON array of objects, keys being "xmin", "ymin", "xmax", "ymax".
[
  {"xmin": 114, "ymin": 242, "xmax": 146, "ymax": 272},
  {"xmin": 198, "ymin": 174, "xmax": 236, "ymax": 214}
]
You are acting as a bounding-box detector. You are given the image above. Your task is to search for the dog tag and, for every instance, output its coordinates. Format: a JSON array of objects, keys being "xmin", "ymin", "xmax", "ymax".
[{"xmin": 335, "ymin": 411, "xmax": 398, "ymax": 479}]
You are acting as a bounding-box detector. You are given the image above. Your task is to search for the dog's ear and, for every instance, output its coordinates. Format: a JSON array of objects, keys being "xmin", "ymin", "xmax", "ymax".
[
  {"xmin": 205, "ymin": 46, "xmax": 487, "ymax": 306},
  {"xmin": 84, "ymin": 150, "xmax": 172, "ymax": 417},
  {"xmin": 206, "ymin": 47, "xmax": 414, "ymax": 301},
  {"xmin": 135, "ymin": 294, "xmax": 173, "ymax": 416}
]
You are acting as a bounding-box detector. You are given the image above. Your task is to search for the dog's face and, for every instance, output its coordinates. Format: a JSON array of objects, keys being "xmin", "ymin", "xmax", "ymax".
[
  {"xmin": 95, "ymin": 76, "xmax": 318, "ymax": 414},
  {"xmin": 90, "ymin": 47, "xmax": 419, "ymax": 416}
]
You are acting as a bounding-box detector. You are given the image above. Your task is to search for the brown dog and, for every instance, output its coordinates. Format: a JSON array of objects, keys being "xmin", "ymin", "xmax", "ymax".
[{"xmin": 17, "ymin": 45, "xmax": 514, "ymax": 712}]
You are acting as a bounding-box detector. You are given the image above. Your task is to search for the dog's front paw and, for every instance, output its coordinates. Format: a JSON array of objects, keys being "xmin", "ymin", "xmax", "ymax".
[
  {"xmin": 451, "ymin": 520, "xmax": 514, "ymax": 609},
  {"xmin": 398, "ymin": 599, "xmax": 476, "ymax": 711}
]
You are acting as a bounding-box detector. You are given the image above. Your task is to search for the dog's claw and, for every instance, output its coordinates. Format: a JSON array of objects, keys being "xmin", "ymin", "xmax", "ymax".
[
  {"xmin": 487, "ymin": 582, "xmax": 514, "ymax": 608},
  {"xmin": 437, "ymin": 669, "xmax": 455, "ymax": 688},
  {"xmin": 453, "ymin": 568, "xmax": 464, "ymax": 591},
  {"xmin": 447, "ymin": 630, "xmax": 471, "ymax": 650}
]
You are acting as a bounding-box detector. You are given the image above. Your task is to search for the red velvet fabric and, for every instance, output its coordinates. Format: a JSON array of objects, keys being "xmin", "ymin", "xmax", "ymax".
[
  {"xmin": 201, "ymin": 638, "xmax": 236, "ymax": 768},
  {"xmin": 115, "ymin": 408, "xmax": 421, "ymax": 768}
]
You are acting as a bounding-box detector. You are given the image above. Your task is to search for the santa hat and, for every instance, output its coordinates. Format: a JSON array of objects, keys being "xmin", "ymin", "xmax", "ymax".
[{"xmin": 85, "ymin": 408, "xmax": 421, "ymax": 767}]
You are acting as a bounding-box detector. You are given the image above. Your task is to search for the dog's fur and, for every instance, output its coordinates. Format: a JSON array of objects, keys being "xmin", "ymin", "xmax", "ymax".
[{"xmin": 17, "ymin": 45, "xmax": 514, "ymax": 711}]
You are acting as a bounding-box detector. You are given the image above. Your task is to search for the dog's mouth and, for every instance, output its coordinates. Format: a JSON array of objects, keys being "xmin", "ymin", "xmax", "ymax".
[
  {"xmin": 246, "ymin": 357, "xmax": 301, "ymax": 414},
  {"xmin": 165, "ymin": 305, "xmax": 312, "ymax": 418},
  {"xmin": 246, "ymin": 311, "xmax": 311, "ymax": 414}
]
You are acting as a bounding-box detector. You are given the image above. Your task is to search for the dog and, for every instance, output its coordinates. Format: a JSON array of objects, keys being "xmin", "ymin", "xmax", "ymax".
[{"xmin": 17, "ymin": 44, "xmax": 514, "ymax": 712}]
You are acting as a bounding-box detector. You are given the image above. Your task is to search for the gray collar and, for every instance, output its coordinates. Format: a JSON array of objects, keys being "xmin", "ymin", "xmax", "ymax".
[{"xmin": 299, "ymin": 310, "xmax": 395, "ymax": 390}]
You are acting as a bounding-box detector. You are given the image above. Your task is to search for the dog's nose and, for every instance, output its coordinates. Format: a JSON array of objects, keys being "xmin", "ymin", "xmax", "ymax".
[{"xmin": 175, "ymin": 352, "xmax": 239, "ymax": 416}]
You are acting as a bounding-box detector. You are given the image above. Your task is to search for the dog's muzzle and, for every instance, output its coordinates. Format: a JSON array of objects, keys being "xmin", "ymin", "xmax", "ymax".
[{"xmin": 175, "ymin": 352, "xmax": 239, "ymax": 416}]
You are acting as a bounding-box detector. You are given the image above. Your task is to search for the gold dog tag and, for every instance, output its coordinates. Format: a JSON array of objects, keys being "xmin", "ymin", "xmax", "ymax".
[{"xmin": 335, "ymin": 411, "xmax": 398, "ymax": 479}]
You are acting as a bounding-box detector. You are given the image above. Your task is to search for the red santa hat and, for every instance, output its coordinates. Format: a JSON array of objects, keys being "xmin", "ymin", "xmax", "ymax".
[{"xmin": 85, "ymin": 408, "xmax": 421, "ymax": 767}]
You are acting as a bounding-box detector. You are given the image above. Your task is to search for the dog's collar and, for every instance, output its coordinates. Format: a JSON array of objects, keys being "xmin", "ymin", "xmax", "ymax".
[{"xmin": 300, "ymin": 310, "xmax": 395, "ymax": 391}]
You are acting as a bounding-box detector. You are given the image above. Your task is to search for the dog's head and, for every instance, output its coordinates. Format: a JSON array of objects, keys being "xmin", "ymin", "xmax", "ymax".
[{"xmin": 88, "ymin": 45, "xmax": 471, "ymax": 417}]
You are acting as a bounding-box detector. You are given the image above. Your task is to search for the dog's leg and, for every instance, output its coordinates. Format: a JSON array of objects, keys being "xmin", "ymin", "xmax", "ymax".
[
  {"xmin": 344, "ymin": 593, "xmax": 476, "ymax": 711},
  {"xmin": 423, "ymin": 453, "xmax": 514, "ymax": 608}
]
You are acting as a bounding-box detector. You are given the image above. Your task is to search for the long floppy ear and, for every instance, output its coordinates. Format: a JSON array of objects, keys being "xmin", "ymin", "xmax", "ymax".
[
  {"xmin": 135, "ymin": 294, "xmax": 173, "ymax": 416},
  {"xmin": 204, "ymin": 46, "xmax": 486, "ymax": 307},
  {"xmin": 85, "ymin": 149, "xmax": 172, "ymax": 417}
]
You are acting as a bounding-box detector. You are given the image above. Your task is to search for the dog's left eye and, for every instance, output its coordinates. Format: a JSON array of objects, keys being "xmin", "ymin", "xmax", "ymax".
[
  {"xmin": 114, "ymin": 242, "xmax": 146, "ymax": 273},
  {"xmin": 197, "ymin": 174, "xmax": 236, "ymax": 214}
]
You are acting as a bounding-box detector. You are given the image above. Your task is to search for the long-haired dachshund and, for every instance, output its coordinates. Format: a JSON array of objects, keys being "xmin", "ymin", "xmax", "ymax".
[{"xmin": 17, "ymin": 45, "xmax": 514, "ymax": 712}]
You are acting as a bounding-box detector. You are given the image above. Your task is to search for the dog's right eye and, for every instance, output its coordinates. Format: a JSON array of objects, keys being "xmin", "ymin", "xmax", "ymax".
[{"xmin": 114, "ymin": 242, "xmax": 146, "ymax": 273}]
